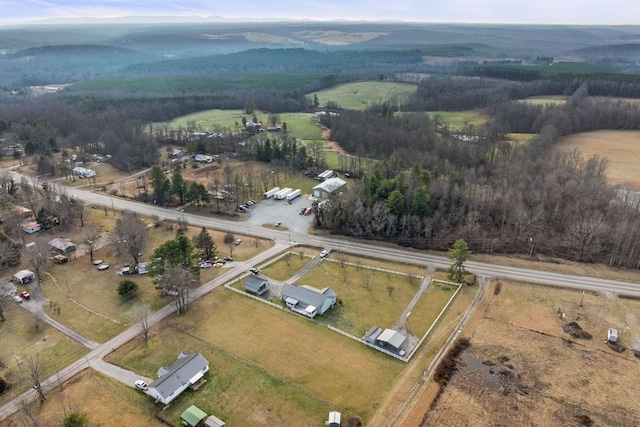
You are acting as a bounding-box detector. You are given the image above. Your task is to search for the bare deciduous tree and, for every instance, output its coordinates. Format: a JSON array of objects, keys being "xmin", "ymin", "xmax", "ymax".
[
  {"xmin": 134, "ymin": 304, "xmax": 151, "ymax": 342},
  {"xmin": 159, "ymin": 265, "xmax": 196, "ymax": 314},
  {"xmin": 84, "ymin": 227, "xmax": 101, "ymax": 262},
  {"xmin": 25, "ymin": 239, "xmax": 49, "ymax": 283},
  {"xmin": 112, "ymin": 211, "xmax": 148, "ymax": 265},
  {"xmin": 25, "ymin": 355, "xmax": 46, "ymax": 402}
]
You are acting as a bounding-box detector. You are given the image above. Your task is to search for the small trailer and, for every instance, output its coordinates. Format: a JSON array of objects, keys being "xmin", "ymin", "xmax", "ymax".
[
  {"xmin": 263, "ymin": 187, "xmax": 280, "ymax": 198},
  {"xmin": 286, "ymin": 189, "xmax": 301, "ymax": 201}
]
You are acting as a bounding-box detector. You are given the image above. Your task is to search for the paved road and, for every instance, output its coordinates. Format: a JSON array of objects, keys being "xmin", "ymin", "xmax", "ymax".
[{"xmin": 3, "ymin": 169, "xmax": 640, "ymax": 423}]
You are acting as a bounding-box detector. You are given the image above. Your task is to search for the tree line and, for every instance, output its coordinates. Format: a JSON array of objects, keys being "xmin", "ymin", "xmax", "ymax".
[{"xmin": 317, "ymin": 84, "xmax": 640, "ymax": 268}]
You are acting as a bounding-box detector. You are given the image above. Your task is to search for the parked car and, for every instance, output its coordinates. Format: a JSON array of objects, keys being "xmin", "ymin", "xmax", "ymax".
[
  {"xmin": 246, "ymin": 200, "xmax": 255, "ymax": 206},
  {"xmin": 201, "ymin": 261, "xmax": 213, "ymax": 269},
  {"xmin": 97, "ymin": 263, "xmax": 110, "ymax": 271},
  {"xmin": 235, "ymin": 239, "xmax": 242, "ymax": 245},
  {"xmin": 214, "ymin": 262, "xmax": 224, "ymax": 268},
  {"xmin": 249, "ymin": 267, "xmax": 260, "ymax": 275},
  {"xmin": 224, "ymin": 256, "xmax": 233, "ymax": 262},
  {"xmin": 275, "ymin": 221, "xmax": 282, "ymax": 227},
  {"xmin": 134, "ymin": 380, "xmax": 148, "ymax": 391},
  {"xmin": 13, "ymin": 295, "xmax": 22, "ymax": 303},
  {"xmin": 20, "ymin": 290, "xmax": 31, "ymax": 299},
  {"xmin": 320, "ymin": 250, "xmax": 328, "ymax": 258}
]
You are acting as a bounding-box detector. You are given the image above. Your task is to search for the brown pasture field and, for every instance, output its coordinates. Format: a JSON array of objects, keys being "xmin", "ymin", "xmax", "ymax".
[
  {"xmin": 555, "ymin": 129, "xmax": 640, "ymax": 189},
  {"xmin": 423, "ymin": 281, "xmax": 640, "ymax": 426},
  {"xmin": 109, "ymin": 287, "xmax": 408, "ymax": 424},
  {"xmin": 3, "ymin": 370, "xmax": 162, "ymax": 427}
]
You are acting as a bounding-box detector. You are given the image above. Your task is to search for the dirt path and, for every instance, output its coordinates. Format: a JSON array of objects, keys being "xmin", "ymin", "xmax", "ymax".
[{"xmin": 368, "ymin": 281, "xmax": 488, "ymax": 426}]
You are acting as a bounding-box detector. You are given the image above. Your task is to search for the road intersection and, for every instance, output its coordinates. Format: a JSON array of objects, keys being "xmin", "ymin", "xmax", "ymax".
[{"xmin": 2, "ymin": 169, "xmax": 640, "ymax": 422}]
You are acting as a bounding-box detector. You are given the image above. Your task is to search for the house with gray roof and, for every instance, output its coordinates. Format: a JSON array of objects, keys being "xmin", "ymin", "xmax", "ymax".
[
  {"xmin": 280, "ymin": 284, "xmax": 336, "ymax": 318},
  {"xmin": 147, "ymin": 351, "xmax": 209, "ymax": 405}
]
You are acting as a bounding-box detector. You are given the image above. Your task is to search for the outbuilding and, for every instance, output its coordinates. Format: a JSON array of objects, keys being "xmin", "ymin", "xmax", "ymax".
[
  {"xmin": 22, "ymin": 221, "xmax": 41, "ymax": 234},
  {"xmin": 180, "ymin": 405, "xmax": 207, "ymax": 427},
  {"xmin": 245, "ymin": 276, "xmax": 269, "ymax": 295},
  {"xmin": 0, "ymin": 282, "xmax": 17, "ymax": 296},
  {"xmin": 376, "ymin": 329, "xmax": 407, "ymax": 351},
  {"xmin": 312, "ymin": 177, "xmax": 346, "ymax": 199},
  {"xmin": 328, "ymin": 411, "xmax": 341, "ymax": 427},
  {"xmin": 204, "ymin": 414, "xmax": 226, "ymax": 427},
  {"xmin": 14, "ymin": 270, "xmax": 35, "ymax": 284}
]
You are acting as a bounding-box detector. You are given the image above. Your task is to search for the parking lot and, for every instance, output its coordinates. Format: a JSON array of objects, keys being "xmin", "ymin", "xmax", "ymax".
[{"xmin": 243, "ymin": 193, "xmax": 315, "ymax": 233}]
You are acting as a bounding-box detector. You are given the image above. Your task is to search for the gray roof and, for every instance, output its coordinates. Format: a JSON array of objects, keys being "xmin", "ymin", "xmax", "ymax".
[
  {"xmin": 245, "ymin": 276, "xmax": 268, "ymax": 292},
  {"xmin": 0, "ymin": 282, "xmax": 16, "ymax": 296},
  {"xmin": 149, "ymin": 352, "xmax": 209, "ymax": 401},
  {"xmin": 377, "ymin": 329, "xmax": 407, "ymax": 349},
  {"xmin": 312, "ymin": 177, "xmax": 346, "ymax": 193},
  {"xmin": 281, "ymin": 284, "xmax": 335, "ymax": 309}
]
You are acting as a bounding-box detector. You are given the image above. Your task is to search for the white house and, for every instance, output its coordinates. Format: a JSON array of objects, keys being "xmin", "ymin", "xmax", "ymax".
[
  {"xmin": 312, "ymin": 177, "xmax": 346, "ymax": 199},
  {"xmin": 147, "ymin": 352, "xmax": 209, "ymax": 405},
  {"xmin": 280, "ymin": 284, "xmax": 337, "ymax": 318},
  {"xmin": 195, "ymin": 153, "xmax": 214, "ymax": 163},
  {"xmin": 72, "ymin": 166, "xmax": 96, "ymax": 179}
]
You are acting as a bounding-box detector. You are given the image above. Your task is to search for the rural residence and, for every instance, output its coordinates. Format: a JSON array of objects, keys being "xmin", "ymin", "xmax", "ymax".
[
  {"xmin": 22, "ymin": 221, "xmax": 41, "ymax": 234},
  {"xmin": 0, "ymin": 282, "xmax": 17, "ymax": 296},
  {"xmin": 147, "ymin": 351, "xmax": 209, "ymax": 405},
  {"xmin": 49, "ymin": 238, "xmax": 77, "ymax": 254},
  {"xmin": 280, "ymin": 284, "xmax": 337, "ymax": 318},
  {"xmin": 72, "ymin": 166, "xmax": 96, "ymax": 179}
]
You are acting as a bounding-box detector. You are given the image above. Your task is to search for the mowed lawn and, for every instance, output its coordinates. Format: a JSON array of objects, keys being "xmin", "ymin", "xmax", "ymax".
[
  {"xmin": 555, "ymin": 129, "xmax": 640, "ymax": 189},
  {"xmin": 310, "ymin": 81, "xmax": 417, "ymax": 110},
  {"xmin": 296, "ymin": 259, "xmax": 421, "ymax": 337},
  {"xmin": 110, "ymin": 288, "xmax": 407, "ymax": 424},
  {"xmin": 0, "ymin": 306, "xmax": 88, "ymax": 405},
  {"xmin": 425, "ymin": 109, "xmax": 488, "ymax": 129}
]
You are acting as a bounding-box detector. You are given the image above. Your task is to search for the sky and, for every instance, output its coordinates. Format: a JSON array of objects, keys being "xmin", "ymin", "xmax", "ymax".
[{"xmin": 1, "ymin": 0, "xmax": 639, "ymax": 25}]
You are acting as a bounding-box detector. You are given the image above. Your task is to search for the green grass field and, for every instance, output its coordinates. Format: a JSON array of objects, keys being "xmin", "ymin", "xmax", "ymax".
[
  {"xmin": 425, "ymin": 109, "xmax": 488, "ymax": 129},
  {"xmin": 518, "ymin": 95, "xmax": 567, "ymax": 105},
  {"xmin": 310, "ymin": 81, "xmax": 417, "ymax": 110},
  {"xmin": 164, "ymin": 110, "xmax": 321, "ymax": 141}
]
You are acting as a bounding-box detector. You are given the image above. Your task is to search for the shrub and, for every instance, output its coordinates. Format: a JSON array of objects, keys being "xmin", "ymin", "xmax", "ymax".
[
  {"xmin": 117, "ymin": 279, "xmax": 139, "ymax": 298},
  {"xmin": 433, "ymin": 337, "xmax": 471, "ymax": 386},
  {"xmin": 0, "ymin": 376, "xmax": 9, "ymax": 395},
  {"xmin": 61, "ymin": 412, "xmax": 89, "ymax": 427}
]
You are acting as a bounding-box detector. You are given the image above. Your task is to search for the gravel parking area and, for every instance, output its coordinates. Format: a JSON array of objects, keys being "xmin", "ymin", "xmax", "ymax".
[{"xmin": 244, "ymin": 193, "xmax": 315, "ymax": 233}]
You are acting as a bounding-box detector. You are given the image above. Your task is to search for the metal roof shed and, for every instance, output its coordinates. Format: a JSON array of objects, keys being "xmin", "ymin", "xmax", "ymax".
[
  {"xmin": 205, "ymin": 414, "xmax": 226, "ymax": 427},
  {"xmin": 377, "ymin": 329, "xmax": 407, "ymax": 350},
  {"xmin": 181, "ymin": 405, "xmax": 207, "ymax": 427}
]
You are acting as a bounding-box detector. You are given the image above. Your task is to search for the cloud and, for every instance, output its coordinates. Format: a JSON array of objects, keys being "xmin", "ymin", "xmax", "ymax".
[{"xmin": 1, "ymin": 0, "xmax": 639, "ymax": 24}]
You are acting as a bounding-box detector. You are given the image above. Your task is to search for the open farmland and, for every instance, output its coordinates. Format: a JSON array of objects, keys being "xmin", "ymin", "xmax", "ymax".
[
  {"xmin": 423, "ymin": 281, "xmax": 640, "ymax": 426},
  {"xmin": 426, "ymin": 109, "xmax": 488, "ymax": 129},
  {"xmin": 109, "ymin": 287, "xmax": 407, "ymax": 424},
  {"xmin": 311, "ymin": 81, "xmax": 417, "ymax": 110},
  {"xmin": 555, "ymin": 130, "xmax": 640, "ymax": 189}
]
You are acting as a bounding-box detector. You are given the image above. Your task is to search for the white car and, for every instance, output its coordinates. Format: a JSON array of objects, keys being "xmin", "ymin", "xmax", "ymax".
[
  {"xmin": 134, "ymin": 380, "xmax": 148, "ymax": 391},
  {"xmin": 13, "ymin": 295, "xmax": 22, "ymax": 303},
  {"xmin": 320, "ymin": 250, "xmax": 328, "ymax": 258}
]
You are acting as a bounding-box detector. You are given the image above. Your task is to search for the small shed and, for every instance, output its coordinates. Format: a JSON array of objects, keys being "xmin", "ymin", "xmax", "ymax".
[
  {"xmin": 180, "ymin": 405, "xmax": 207, "ymax": 427},
  {"xmin": 608, "ymin": 328, "xmax": 618, "ymax": 343},
  {"xmin": 14, "ymin": 270, "xmax": 35, "ymax": 284},
  {"xmin": 328, "ymin": 411, "xmax": 341, "ymax": 427},
  {"xmin": 363, "ymin": 326, "xmax": 383, "ymax": 344},
  {"xmin": 245, "ymin": 276, "xmax": 269, "ymax": 295},
  {"xmin": 204, "ymin": 415, "xmax": 226, "ymax": 427}
]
